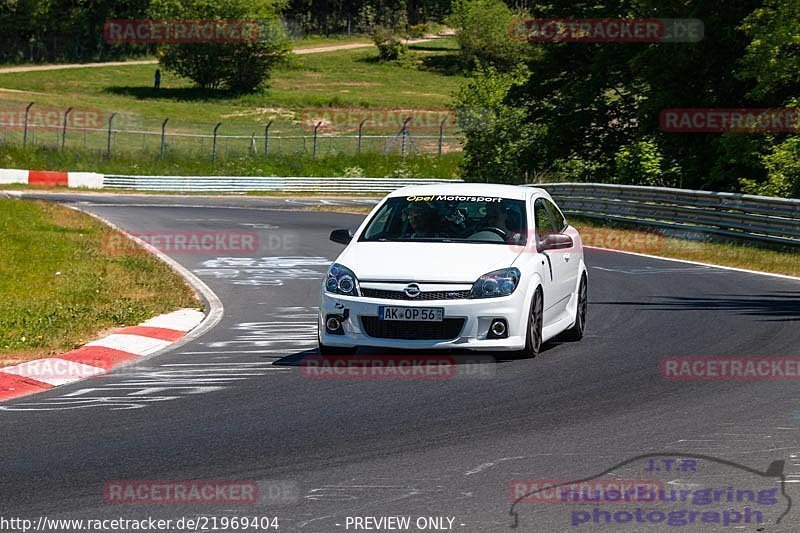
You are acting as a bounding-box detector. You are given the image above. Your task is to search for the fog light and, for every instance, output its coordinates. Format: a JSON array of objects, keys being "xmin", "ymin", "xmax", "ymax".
[
  {"xmin": 326, "ymin": 315, "xmax": 343, "ymax": 334},
  {"xmin": 488, "ymin": 319, "xmax": 508, "ymax": 339}
]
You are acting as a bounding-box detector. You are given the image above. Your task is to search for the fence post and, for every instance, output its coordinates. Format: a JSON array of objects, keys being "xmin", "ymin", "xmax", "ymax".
[
  {"xmin": 357, "ymin": 119, "xmax": 367, "ymax": 154},
  {"xmin": 212, "ymin": 122, "xmax": 222, "ymax": 163},
  {"xmin": 22, "ymin": 102, "xmax": 34, "ymax": 148},
  {"xmin": 61, "ymin": 107, "xmax": 73, "ymax": 151},
  {"xmin": 106, "ymin": 112, "xmax": 117, "ymax": 158},
  {"xmin": 438, "ymin": 117, "xmax": 447, "ymax": 158},
  {"xmin": 264, "ymin": 120, "xmax": 272, "ymax": 158},
  {"xmin": 160, "ymin": 118, "xmax": 169, "ymax": 160},
  {"xmin": 401, "ymin": 117, "xmax": 411, "ymax": 158},
  {"xmin": 312, "ymin": 121, "xmax": 322, "ymax": 157}
]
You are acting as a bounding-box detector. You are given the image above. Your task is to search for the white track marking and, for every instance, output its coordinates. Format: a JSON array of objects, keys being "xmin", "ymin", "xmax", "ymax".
[
  {"xmin": 85, "ymin": 334, "xmax": 173, "ymax": 356},
  {"xmin": 586, "ymin": 246, "xmax": 800, "ymax": 282},
  {"xmin": 140, "ymin": 309, "xmax": 205, "ymax": 332}
]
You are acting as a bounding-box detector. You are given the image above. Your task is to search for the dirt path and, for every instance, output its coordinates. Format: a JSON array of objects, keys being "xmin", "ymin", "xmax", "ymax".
[{"xmin": 0, "ymin": 36, "xmax": 442, "ymax": 74}]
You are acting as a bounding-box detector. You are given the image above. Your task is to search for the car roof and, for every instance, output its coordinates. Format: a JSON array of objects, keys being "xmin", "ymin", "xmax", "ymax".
[{"xmin": 388, "ymin": 183, "xmax": 547, "ymax": 201}]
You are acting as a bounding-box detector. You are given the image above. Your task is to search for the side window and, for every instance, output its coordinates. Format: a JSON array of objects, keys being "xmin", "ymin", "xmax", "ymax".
[
  {"xmin": 544, "ymin": 199, "xmax": 568, "ymax": 232},
  {"xmin": 533, "ymin": 198, "xmax": 557, "ymax": 241},
  {"xmin": 363, "ymin": 203, "xmax": 393, "ymax": 239}
]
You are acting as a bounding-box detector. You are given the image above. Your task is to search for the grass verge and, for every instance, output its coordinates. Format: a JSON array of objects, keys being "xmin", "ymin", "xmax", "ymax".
[
  {"xmin": 572, "ymin": 216, "xmax": 800, "ymax": 278},
  {"xmin": 0, "ymin": 198, "xmax": 198, "ymax": 365},
  {"xmin": 0, "ymin": 144, "xmax": 463, "ymax": 178}
]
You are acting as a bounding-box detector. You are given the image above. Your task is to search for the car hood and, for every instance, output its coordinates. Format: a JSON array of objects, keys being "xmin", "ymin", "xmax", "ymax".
[{"xmin": 336, "ymin": 241, "xmax": 523, "ymax": 283}]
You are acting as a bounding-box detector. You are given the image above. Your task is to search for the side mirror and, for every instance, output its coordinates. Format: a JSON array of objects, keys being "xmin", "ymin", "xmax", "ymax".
[
  {"xmin": 538, "ymin": 233, "xmax": 573, "ymax": 252},
  {"xmin": 330, "ymin": 229, "xmax": 353, "ymax": 245}
]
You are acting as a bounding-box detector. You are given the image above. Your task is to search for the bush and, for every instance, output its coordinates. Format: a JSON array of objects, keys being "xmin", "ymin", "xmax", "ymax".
[
  {"xmin": 371, "ymin": 26, "xmax": 408, "ymax": 61},
  {"xmin": 614, "ymin": 138, "xmax": 679, "ymax": 187},
  {"xmin": 553, "ymin": 157, "xmax": 604, "ymax": 183},
  {"xmin": 408, "ymin": 23, "xmax": 428, "ymax": 38},
  {"xmin": 448, "ymin": 0, "xmax": 526, "ymax": 70},
  {"xmin": 741, "ymin": 136, "xmax": 800, "ymax": 198}
]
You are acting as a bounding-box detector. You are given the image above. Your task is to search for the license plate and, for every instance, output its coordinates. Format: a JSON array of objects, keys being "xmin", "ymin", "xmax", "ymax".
[{"xmin": 379, "ymin": 306, "xmax": 444, "ymax": 322}]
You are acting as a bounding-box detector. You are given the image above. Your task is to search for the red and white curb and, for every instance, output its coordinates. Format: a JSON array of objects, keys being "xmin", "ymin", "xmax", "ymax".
[
  {"xmin": 0, "ymin": 168, "xmax": 102, "ymax": 188},
  {"xmin": 0, "ymin": 308, "xmax": 204, "ymax": 401}
]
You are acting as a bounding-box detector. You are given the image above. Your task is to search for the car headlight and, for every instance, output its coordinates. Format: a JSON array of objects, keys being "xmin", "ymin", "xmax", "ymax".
[
  {"xmin": 470, "ymin": 268, "xmax": 520, "ymax": 298},
  {"xmin": 325, "ymin": 263, "xmax": 360, "ymax": 296}
]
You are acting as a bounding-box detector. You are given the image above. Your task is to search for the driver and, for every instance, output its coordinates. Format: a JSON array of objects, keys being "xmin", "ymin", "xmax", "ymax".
[{"xmin": 403, "ymin": 205, "xmax": 440, "ymax": 238}]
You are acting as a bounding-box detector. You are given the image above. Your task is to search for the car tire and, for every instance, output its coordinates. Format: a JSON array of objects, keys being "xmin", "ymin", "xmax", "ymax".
[
  {"xmin": 562, "ymin": 274, "xmax": 587, "ymax": 341},
  {"xmin": 516, "ymin": 287, "xmax": 543, "ymax": 358}
]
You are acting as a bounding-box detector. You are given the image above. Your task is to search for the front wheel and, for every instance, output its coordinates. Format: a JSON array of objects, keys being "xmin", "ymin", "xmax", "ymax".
[
  {"xmin": 562, "ymin": 274, "xmax": 587, "ymax": 341},
  {"xmin": 516, "ymin": 288, "xmax": 543, "ymax": 358}
]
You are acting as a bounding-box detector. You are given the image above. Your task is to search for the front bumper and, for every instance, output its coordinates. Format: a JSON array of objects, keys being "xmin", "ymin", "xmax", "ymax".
[{"xmin": 318, "ymin": 290, "xmax": 527, "ymax": 351}]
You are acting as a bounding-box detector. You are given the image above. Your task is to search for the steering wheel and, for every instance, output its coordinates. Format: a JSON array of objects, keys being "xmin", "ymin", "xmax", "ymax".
[{"xmin": 476, "ymin": 226, "xmax": 508, "ymax": 239}]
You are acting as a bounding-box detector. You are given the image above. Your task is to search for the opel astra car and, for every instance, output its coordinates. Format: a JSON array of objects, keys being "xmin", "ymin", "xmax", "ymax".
[{"xmin": 318, "ymin": 184, "xmax": 587, "ymax": 357}]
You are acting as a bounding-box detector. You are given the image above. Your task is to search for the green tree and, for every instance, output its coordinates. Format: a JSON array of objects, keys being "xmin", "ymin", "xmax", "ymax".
[
  {"xmin": 0, "ymin": 0, "xmax": 151, "ymax": 63},
  {"xmin": 737, "ymin": 0, "xmax": 800, "ymax": 101},
  {"xmin": 149, "ymin": 0, "xmax": 289, "ymax": 92},
  {"xmin": 448, "ymin": 0, "xmax": 526, "ymax": 70},
  {"xmin": 735, "ymin": 0, "xmax": 800, "ymax": 198},
  {"xmin": 456, "ymin": 0, "xmax": 790, "ymax": 192},
  {"xmin": 453, "ymin": 64, "xmax": 535, "ymax": 182}
]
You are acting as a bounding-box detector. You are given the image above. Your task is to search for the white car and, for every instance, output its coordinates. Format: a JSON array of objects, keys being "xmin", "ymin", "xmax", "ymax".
[{"xmin": 318, "ymin": 184, "xmax": 587, "ymax": 357}]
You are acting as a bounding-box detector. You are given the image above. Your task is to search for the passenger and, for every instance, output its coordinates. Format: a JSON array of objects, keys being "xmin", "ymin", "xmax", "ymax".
[{"xmin": 483, "ymin": 203, "xmax": 512, "ymax": 234}]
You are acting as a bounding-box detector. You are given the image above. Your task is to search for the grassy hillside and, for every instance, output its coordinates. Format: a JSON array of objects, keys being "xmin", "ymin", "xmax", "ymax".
[{"xmin": 0, "ymin": 38, "xmax": 465, "ymax": 137}]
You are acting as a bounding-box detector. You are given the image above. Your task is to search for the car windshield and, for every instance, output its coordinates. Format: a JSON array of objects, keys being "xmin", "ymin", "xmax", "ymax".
[{"xmin": 360, "ymin": 195, "xmax": 527, "ymax": 245}]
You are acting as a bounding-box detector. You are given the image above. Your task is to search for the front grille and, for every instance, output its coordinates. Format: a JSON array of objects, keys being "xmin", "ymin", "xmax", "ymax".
[
  {"xmin": 360, "ymin": 316, "xmax": 466, "ymax": 340},
  {"xmin": 361, "ymin": 288, "xmax": 470, "ymax": 300}
]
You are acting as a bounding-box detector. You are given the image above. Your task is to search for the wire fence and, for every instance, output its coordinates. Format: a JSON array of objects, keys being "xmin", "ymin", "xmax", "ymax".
[{"xmin": 0, "ymin": 101, "xmax": 463, "ymax": 160}]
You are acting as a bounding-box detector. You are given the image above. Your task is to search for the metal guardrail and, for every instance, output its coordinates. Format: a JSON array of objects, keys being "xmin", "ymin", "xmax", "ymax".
[
  {"xmin": 535, "ymin": 183, "xmax": 800, "ymax": 247},
  {"xmin": 103, "ymin": 175, "xmax": 461, "ymax": 193},
  {"xmin": 101, "ymin": 175, "xmax": 799, "ymax": 246}
]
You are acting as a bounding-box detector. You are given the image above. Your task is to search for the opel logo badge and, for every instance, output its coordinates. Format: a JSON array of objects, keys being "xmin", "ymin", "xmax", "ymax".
[{"xmin": 404, "ymin": 283, "xmax": 421, "ymax": 298}]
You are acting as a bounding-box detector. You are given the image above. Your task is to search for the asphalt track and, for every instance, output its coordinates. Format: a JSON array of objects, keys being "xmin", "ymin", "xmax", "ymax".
[{"xmin": 1, "ymin": 192, "xmax": 799, "ymax": 532}]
